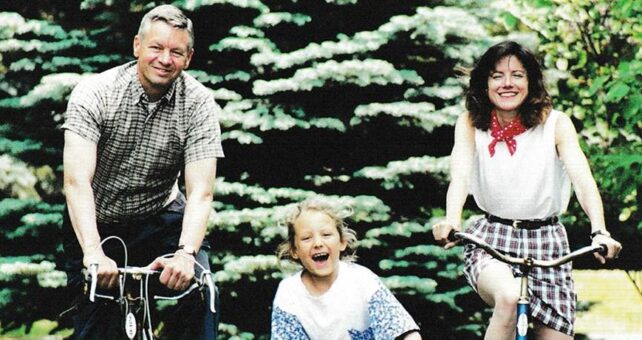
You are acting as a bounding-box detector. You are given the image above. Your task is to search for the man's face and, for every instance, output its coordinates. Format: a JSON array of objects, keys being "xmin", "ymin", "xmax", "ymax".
[{"xmin": 133, "ymin": 21, "xmax": 193, "ymax": 98}]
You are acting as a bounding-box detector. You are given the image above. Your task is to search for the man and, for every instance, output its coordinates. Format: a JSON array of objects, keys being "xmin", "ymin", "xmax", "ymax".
[{"xmin": 61, "ymin": 5, "xmax": 223, "ymax": 338}]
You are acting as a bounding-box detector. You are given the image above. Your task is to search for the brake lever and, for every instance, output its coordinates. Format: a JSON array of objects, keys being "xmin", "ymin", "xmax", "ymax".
[{"xmin": 202, "ymin": 271, "xmax": 216, "ymax": 314}]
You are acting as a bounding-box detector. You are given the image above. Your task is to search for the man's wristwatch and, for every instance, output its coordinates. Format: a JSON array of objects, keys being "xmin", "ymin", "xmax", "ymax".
[
  {"xmin": 177, "ymin": 244, "xmax": 197, "ymax": 257},
  {"xmin": 590, "ymin": 229, "xmax": 611, "ymax": 240}
]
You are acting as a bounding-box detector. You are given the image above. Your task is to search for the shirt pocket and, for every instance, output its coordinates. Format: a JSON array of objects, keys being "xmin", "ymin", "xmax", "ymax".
[{"xmin": 146, "ymin": 133, "xmax": 184, "ymax": 177}]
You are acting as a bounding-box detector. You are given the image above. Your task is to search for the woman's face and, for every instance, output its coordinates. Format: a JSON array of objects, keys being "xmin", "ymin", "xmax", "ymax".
[{"xmin": 487, "ymin": 55, "xmax": 529, "ymax": 113}]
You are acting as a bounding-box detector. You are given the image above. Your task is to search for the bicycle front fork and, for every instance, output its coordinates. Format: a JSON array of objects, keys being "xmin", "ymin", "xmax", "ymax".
[
  {"xmin": 516, "ymin": 298, "xmax": 529, "ymax": 340},
  {"xmin": 516, "ymin": 264, "xmax": 531, "ymax": 340}
]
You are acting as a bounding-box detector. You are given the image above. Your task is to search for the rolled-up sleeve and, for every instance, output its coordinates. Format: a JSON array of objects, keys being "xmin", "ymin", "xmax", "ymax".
[
  {"xmin": 61, "ymin": 77, "xmax": 103, "ymax": 143},
  {"xmin": 184, "ymin": 94, "xmax": 225, "ymax": 164}
]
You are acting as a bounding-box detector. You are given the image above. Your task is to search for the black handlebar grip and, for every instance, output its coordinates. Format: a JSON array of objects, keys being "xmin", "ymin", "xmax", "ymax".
[
  {"xmin": 447, "ymin": 230, "xmax": 458, "ymax": 242},
  {"xmin": 598, "ymin": 244, "xmax": 608, "ymax": 256}
]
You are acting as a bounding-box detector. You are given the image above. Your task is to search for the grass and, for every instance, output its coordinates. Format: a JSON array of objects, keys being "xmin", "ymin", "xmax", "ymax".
[
  {"xmin": 574, "ymin": 269, "xmax": 642, "ymax": 339},
  {"xmin": 0, "ymin": 319, "xmax": 72, "ymax": 339}
]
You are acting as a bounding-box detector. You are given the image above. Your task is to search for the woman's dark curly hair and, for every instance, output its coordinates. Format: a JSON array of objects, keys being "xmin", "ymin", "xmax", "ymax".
[{"xmin": 465, "ymin": 41, "xmax": 552, "ymax": 130}]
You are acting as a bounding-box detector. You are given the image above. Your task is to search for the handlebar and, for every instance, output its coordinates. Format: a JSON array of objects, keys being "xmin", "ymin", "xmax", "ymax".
[
  {"xmin": 85, "ymin": 262, "xmax": 216, "ymax": 314},
  {"xmin": 448, "ymin": 230, "xmax": 607, "ymax": 268}
]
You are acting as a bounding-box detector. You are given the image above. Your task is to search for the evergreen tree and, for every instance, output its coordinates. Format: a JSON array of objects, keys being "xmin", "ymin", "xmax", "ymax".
[{"xmin": 1, "ymin": 0, "xmax": 639, "ymax": 338}]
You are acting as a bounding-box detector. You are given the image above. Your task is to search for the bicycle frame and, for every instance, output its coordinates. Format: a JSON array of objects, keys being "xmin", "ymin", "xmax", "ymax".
[
  {"xmin": 450, "ymin": 231, "xmax": 606, "ymax": 340},
  {"xmin": 84, "ymin": 236, "xmax": 217, "ymax": 340}
]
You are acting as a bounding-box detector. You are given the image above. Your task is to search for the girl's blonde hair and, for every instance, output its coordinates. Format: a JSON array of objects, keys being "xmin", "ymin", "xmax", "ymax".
[{"xmin": 277, "ymin": 196, "xmax": 358, "ymax": 263}]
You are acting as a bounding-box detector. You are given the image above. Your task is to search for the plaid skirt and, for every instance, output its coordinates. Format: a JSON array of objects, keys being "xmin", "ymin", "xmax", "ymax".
[{"xmin": 463, "ymin": 217, "xmax": 575, "ymax": 336}]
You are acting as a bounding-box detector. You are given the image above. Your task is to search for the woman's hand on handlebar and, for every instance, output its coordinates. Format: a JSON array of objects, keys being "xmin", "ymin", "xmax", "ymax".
[
  {"xmin": 83, "ymin": 250, "xmax": 119, "ymax": 289},
  {"xmin": 432, "ymin": 221, "xmax": 461, "ymax": 249},
  {"xmin": 591, "ymin": 234, "xmax": 622, "ymax": 264},
  {"xmin": 149, "ymin": 253, "xmax": 195, "ymax": 291}
]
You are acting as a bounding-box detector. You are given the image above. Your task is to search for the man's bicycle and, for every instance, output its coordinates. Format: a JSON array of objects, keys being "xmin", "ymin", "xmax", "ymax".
[
  {"xmin": 449, "ymin": 231, "xmax": 607, "ymax": 340},
  {"xmin": 84, "ymin": 236, "xmax": 216, "ymax": 340}
]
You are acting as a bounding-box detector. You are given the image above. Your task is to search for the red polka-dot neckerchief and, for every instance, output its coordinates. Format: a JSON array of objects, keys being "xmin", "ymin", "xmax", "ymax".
[{"xmin": 488, "ymin": 109, "xmax": 527, "ymax": 157}]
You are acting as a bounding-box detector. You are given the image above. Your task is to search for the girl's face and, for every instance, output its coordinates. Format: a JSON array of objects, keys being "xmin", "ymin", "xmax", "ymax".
[
  {"xmin": 487, "ymin": 55, "xmax": 529, "ymax": 114},
  {"xmin": 290, "ymin": 209, "xmax": 347, "ymax": 282}
]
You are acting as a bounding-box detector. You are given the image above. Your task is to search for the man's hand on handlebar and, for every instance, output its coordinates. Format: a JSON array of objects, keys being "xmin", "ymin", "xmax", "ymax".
[
  {"xmin": 149, "ymin": 253, "xmax": 195, "ymax": 291},
  {"xmin": 432, "ymin": 221, "xmax": 461, "ymax": 249},
  {"xmin": 83, "ymin": 250, "xmax": 119, "ymax": 289}
]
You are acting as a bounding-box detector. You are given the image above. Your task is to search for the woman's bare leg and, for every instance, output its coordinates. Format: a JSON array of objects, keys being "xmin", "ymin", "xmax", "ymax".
[
  {"xmin": 476, "ymin": 262, "xmax": 521, "ymax": 340},
  {"xmin": 533, "ymin": 323, "xmax": 573, "ymax": 340}
]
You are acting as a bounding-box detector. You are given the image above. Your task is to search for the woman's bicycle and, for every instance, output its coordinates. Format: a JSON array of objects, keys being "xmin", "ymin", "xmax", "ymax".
[
  {"xmin": 84, "ymin": 236, "xmax": 216, "ymax": 340},
  {"xmin": 448, "ymin": 231, "xmax": 607, "ymax": 340}
]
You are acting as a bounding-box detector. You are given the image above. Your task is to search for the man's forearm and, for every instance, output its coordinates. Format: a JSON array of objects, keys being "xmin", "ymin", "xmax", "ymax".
[
  {"xmin": 180, "ymin": 158, "xmax": 218, "ymax": 252},
  {"xmin": 65, "ymin": 182, "xmax": 102, "ymax": 255},
  {"xmin": 63, "ymin": 130, "xmax": 101, "ymax": 256},
  {"xmin": 178, "ymin": 190, "xmax": 213, "ymax": 251}
]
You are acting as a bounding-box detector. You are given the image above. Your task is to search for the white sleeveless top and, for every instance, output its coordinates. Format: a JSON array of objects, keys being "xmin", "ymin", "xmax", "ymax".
[{"xmin": 471, "ymin": 109, "xmax": 571, "ymax": 220}]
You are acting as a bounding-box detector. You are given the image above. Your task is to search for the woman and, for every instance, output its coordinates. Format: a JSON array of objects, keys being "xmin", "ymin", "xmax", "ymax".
[{"xmin": 432, "ymin": 41, "xmax": 621, "ymax": 340}]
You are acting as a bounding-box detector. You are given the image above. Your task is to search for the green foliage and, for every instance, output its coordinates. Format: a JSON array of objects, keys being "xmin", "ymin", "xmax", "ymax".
[
  {"xmin": 506, "ymin": 0, "xmax": 642, "ymax": 233},
  {"xmin": 2, "ymin": 0, "xmax": 638, "ymax": 338},
  {"xmin": 0, "ymin": 319, "xmax": 73, "ymax": 339},
  {"xmin": 354, "ymin": 155, "xmax": 449, "ymax": 189},
  {"xmin": 381, "ymin": 275, "xmax": 438, "ymax": 296},
  {"xmin": 213, "ymin": 255, "xmax": 281, "ymax": 283},
  {"xmin": 0, "ymin": 73, "xmax": 84, "ymax": 108},
  {"xmin": 218, "ymin": 323, "xmax": 259, "ymax": 339},
  {"xmin": 0, "ymin": 0, "xmax": 498, "ymax": 336},
  {"xmin": 254, "ymin": 12, "xmax": 311, "ymax": 28},
  {"xmin": 0, "ymin": 257, "xmax": 65, "ymax": 288},
  {"xmin": 253, "ymin": 59, "xmax": 424, "ymax": 95},
  {"xmin": 0, "ymin": 156, "xmax": 40, "ymax": 199},
  {"xmin": 181, "ymin": 0, "xmax": 270, "ymax": 12},
  {"xmin": 218, "ymin": 100, "xmax": 347, "ymax": 144}
]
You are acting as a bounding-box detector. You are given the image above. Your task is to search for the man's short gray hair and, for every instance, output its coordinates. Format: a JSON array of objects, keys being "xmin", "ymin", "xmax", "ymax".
[{"xmin": 137, "ymin": 5, "xmax": 194, "ymax": 50}]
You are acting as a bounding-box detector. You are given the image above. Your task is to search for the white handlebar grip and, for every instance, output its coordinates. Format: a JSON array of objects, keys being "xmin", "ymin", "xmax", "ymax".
[{"xmin": 89, "ymin": 263, "xmax": 98, "ymax": 302}]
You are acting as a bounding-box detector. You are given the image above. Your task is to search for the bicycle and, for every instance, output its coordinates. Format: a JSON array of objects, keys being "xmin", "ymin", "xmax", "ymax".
[
  {"xmin": 84, "ymin": 236, "xmax": 217, "ymax": 340},
  {"xmin": 448, "ymin": 230, "xmax": 607, "ymax": 340}
]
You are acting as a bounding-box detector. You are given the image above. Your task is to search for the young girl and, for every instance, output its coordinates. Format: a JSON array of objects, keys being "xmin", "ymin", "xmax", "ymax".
[{"xmin": 271, "ymin": 197, "xmax": 422, "ymax": 339}]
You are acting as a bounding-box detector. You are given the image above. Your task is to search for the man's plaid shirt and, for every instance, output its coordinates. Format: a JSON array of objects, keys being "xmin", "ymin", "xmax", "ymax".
[{"xmin": 62, "ymin": 61, "xmax": 224, "ymax": 223}]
